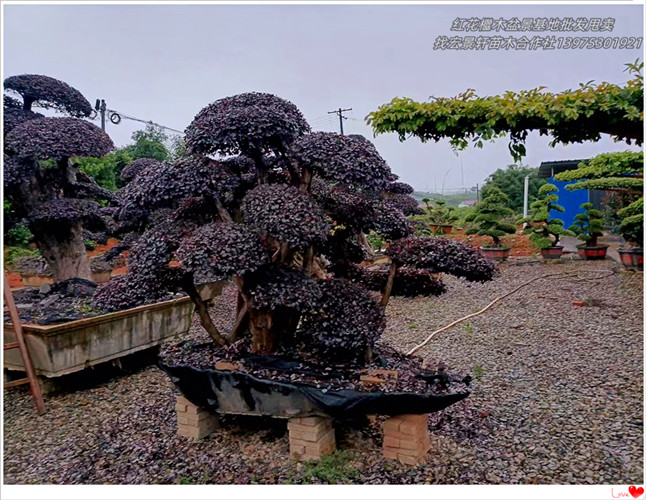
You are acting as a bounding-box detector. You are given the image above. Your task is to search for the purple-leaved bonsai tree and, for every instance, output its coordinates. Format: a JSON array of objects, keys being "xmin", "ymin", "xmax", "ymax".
[
  {"xmin": 4, "ymin": 75, "xmax": 115, "ymax": 282},
  {"xmin": 94, "ymin": 92, "xmax": 497, "ymax": 365}
]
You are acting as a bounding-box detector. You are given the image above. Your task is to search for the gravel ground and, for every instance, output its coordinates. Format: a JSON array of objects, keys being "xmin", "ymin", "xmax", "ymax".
[{"xmin": 3, "ymin": 258, "xmax": 643, "ymax": 484}]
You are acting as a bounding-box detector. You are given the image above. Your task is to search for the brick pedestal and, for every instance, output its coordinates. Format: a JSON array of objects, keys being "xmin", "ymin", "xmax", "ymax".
[
  {"xmin": 288, "ymin": 416, "xmax": 335, "ymax": 461},
  {"xmin": 382, "ymin": 414, "xmax": 431, "ymax": 465},
  {"xmin": 176, "ymin": 396, "xmax": 219, "ymax": 440}
]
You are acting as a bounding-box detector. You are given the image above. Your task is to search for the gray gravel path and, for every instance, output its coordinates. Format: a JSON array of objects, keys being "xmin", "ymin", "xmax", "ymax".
[{"xmin": 3, "ymin": 258, "xmax": 643, "ymax": 484}]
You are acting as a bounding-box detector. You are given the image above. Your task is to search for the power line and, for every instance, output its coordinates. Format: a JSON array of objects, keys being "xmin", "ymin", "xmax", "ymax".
[{"xmin": 90, "ymin": 97, "xmax": 184, "ymax": 135}]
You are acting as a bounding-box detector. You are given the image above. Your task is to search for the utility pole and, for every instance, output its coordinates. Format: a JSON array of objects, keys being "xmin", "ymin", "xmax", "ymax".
[
  {"xmin": 476, "ymin": 183, "xmax": 479, "ymax": 202},
  {"xmin": 328, "ymin": 107, "xmax": 352, "ymax": 135},
  {"xmin": 95, "ymin": 99, "xmax": 106, "ymax": 131},
  {"xmin": 523, "ymin": 175, "xmax": 530, "ymax": 225}
]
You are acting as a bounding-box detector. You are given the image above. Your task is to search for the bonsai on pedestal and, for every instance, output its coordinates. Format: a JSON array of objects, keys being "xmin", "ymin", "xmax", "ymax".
[
  {"xmin": 518, "ymin": 183, "xmax": 574, "ymax": 260},
  {"xmin": 569, "ymin": 202, "xmax": 607, "ymax": 260},
  {"xmin": 465, "ymin": 188, "xmax": 516, "ymax": 261},
  {"xmin": 101, "ymin": 92, "xmax": 498, "ymax": 425}
]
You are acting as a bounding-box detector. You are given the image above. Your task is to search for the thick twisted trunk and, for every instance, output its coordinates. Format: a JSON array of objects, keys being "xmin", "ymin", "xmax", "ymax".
[{"xmin": 32, "ymin": 220, "xmax": 92, "ymax": 282}]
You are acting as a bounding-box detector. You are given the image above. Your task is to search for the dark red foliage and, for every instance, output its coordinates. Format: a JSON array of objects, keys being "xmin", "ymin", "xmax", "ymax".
[
  {"xmin": 242, "ymin": 183, "xmax": 330, "ymax": 249},
  {"xmin": 28, "ymin": 198, "xmax": 103, "ymax": 226},
  {"xmin": 4, "ymin": 155, "xmax": 36, "ymax": 190},
  {"xmin": 370, "ymin": 202, "xmax": 413, "ymax": 240},
  {"xmin": 4, "ymin": 74, "xmax": 93, "ymax": 117},
  {"xmin": 387, "ymin": 236, "xmax": 497, "ymax": 282},
  {"xmin": 243, "ymin": 265, "xmax": 322, "ymax": 312},
  {"xmin": 5, "ymin": 117, "xmax": 113, "ymax": 159},
  {"xmin": 185, "ymin": 92, "xmax": 310, "ymax": 156},
  {"xmin": 297, "ymin": 279, "xmax": 386, "ymax": 364},
  {"xmin": 385, "ymin": 181, "xmax": 415, "ymax": 195},
  {"xmin": 120, "ymin": 158, "xmax": 163, "ymax": 183},
  {"xmin": 348, "ymin": 265, "xmax": 446, "ymax": 297},
  {"xmin": 291, "ymin": 132, "xmax": 395, "ymax": 190},
  {"xmin": 385, "ymin": 194, "xmax": 424, "ymax": 216},
  {"xmin": 176, "ymin": 222, "xmax": 270, "ymax": 280},
  {"xmin": 118, "ymin": 156, "xmax": 240, "ymax": 211},
  {"xmin": 92, "ymin": 272, "xmax": 177, "ymax": 313},
  {"xmin": 3, "ymin": 106, "xmax": 44, "ymax": 136}
]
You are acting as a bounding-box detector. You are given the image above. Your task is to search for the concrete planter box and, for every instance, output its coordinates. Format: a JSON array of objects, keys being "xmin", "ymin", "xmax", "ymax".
[
  {"xmin": 4, "ymin": 297, "xmax": 195, "ymax": 378},
  {"xmin": 21, "ymin": 274, "xmax": 54, "ymax": 287}
]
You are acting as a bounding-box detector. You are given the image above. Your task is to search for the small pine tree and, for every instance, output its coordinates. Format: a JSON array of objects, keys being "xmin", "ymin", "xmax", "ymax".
[
  {"xmin": 519, "ymin": 184, "xmax": 574, "ymax": 248},
  {"xmin": 570, "ymin": 202, "xmax": 604, "ymax": 247},
  {"xmin": 465, "ymin": 188, "xmax": 516, "ymax": 247}
]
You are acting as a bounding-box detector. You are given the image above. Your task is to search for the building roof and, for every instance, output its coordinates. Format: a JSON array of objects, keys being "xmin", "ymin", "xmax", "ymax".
[{"xmin": 538, "ymin": 159, "xmax": 589, "ymax": 178}]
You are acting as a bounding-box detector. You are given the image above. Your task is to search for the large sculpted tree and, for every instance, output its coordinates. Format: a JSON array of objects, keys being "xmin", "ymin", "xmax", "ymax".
[
  {"xmin": 4, "ymin": 75, "xmax": 115, "ymax": 281},
  {"xmin": 96, "ymin": 92, "xmax": 496, "ymax": 363}
]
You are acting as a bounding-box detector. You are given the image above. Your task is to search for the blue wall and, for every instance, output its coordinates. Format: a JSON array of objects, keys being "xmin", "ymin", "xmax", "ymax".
[{"xmin": 549, "ymin": 178, "xmax": 589, "ymax": 229}]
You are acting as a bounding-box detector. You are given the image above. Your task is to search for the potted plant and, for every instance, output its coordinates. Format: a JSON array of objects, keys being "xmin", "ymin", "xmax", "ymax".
[
  {"xmin": 519, "ymin": 184, "xmax": 574, "ymax": 259},
  {"xmin": 555, "ymin": 151, "xmax": 643, "ymax": 269},
  {"xmin": 421, "ymin": 198, "xmax": 457, "ymax": 234},
  {"xmin": 465, "ymin": 188, "xmax": 516, "ymax": 261},
  {"xmin": 569, "ymin": 202, "xmax": 607, "ymax": 260},
  {"xmin": 617, "ymin": 197, "xmax": 643, "ymax": 270},
  {"xmin": 3, "ymin": 75, "xmax": 195, "ymax": 378}
]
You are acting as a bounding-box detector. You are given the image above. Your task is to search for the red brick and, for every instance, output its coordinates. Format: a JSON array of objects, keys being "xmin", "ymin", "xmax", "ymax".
[
  {"xmin": 292, "ymin": 416, "xmax": 328, "ymax": 427},
  {"xmin": 360, "ymin": 375, "xmax": 386, "ymax": 385},
  {"xmin": 215, "ymin": 360, "xmax": 239, "ymax": 371},
  {"xmin": 176, "ymin": 403, "xmax": 188, "ymax": 413},
  {"xmin": 176, "ymin": 396, "xmax": 192, "ymax": 406},
  {"xmin": 369, "ymin": 369, "xmax": 398, "ymax": 380},
  {"xmin": 383, "ymin": 436, "xmax": 400, "ymax": 448},
  {"xmin": 397, "ymin": 453, "xmax": 426, "ymax": 466},
  {"xmin": 383, "ymin": 448, "xmax": 399, "ymax": 460},
  {"xmin": 400, "ymin": 420, "xmax": 427, "ymax": 435},
  {"xmin": 383, "ymin": 418, "xmax": 404, "ymax": 433},
  {"xmin": 289, "ymin": 426, "xmax": 330, "ymax": 442}
]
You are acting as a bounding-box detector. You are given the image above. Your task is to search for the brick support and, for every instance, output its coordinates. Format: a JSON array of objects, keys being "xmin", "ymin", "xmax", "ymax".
[
  {"xmin": 382, "ymin": 414, "xmax": 430, "ymax": 465},
  {"xmin": 176, "ymin": 395, "xmax": 218, "ymax": 440},
  {"xmin": 288, "ymin": 416, "xmax": 335, "ymax": 461}
]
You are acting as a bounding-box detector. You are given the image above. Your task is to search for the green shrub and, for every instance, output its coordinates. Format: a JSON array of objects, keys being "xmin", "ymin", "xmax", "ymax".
[
  {"xmin": 465, "ymin": 188, "xmax": 516, "ymax": 247},
  {"xmin": 570, "ymin": 202, "xmax": 604, "ymax": 247},
  {"xmin": 519, "ymin": 184, "xmax": 574, "ymax": 248},
  {"xmin": 6, "ymin": 225, "xmax": 32, "ymax": 247}
]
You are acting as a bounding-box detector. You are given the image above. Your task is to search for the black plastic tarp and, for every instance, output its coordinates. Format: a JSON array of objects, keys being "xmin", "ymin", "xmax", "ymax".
[{"xmin": 159, "ymin": 360, "xmax": 470, "ymax": 419}]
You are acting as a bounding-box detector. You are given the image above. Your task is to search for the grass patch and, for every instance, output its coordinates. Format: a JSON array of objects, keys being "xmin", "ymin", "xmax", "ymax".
[
  {"xmin": 473, "ymin": 364, "xmax": 486, "ymax": 381},
  {"xmin": 301, "ymin": 450, "xmax": 360, "ymax": 484},
  {"xmin": 4, "ymin": 246, "xmax": 41, "ymax": 268}
]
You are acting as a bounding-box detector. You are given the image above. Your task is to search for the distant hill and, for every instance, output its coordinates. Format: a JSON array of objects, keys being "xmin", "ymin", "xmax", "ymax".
[{"xmin": 413, "ymin": 190, "xmax": 479, "ymax": 206}]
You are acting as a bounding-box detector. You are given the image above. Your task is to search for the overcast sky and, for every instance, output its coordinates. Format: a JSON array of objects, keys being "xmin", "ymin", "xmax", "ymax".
[{"xmin": 3, "ymin": 3, "xmax": 644, "ymax": 192}]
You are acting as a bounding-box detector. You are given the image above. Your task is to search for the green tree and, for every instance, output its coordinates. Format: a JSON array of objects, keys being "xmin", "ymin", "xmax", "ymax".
[
  {"xmin": 519, "ymin": 183, "xmax": 574, "ymax": 248},
  {"xmin": 481, "ymin": 164, "xmax": 546, "ymax": 213},
  {"xmin": 465, "ymin": 188, "xmax": 516, "ymax": 247},
  {"xmin": 555, "ymin": 150, "xmax": 643, "ymax": 246},
  {"xmin": 74, "ymin": 148, "xmax": 134, "ymax": 191},
  {"xmin": 368, "ymin": 61, "xmax": 642, "ymax": 161},
  {"xmin": 123, "ymin": 123, "xmax": 170, "ymax": 162}
]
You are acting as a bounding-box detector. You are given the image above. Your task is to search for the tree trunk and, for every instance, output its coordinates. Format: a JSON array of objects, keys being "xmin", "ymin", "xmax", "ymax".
[
  {"xmin": 32, "ymin": 220, "xmax": 92, "ymax": 282},
  {"xmin": 248, "ymin": 307, "xmax": 278, "ymax": 355},
  {"xmin": 180, "ymin": 273, "xmax": 228, "ymax": 346},
  {"xmin": 380, "ymin": 261, "xmax": 398, "ymax": 308}
]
